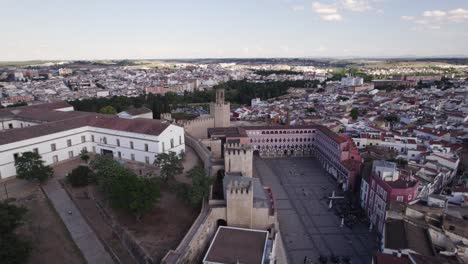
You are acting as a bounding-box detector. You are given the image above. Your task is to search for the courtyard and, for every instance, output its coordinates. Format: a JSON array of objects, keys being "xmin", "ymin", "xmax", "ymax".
[
  {"xmin": 254, "ymin": 157, "xmax": 378, "ymax": 264},
  {"xmin": 53, "ymin": 145, "xmax": 202, "ymax": 263}
]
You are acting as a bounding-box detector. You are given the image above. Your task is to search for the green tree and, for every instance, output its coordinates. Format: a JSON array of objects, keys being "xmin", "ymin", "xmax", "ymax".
[
  {"xmin": 98, "ymin": 105, "xmax": 117, "ymax": 115},
  {"xmin": 384, "ymin": 114, "xmax": 399, "ymax": 123},
  {"xmin": 0, "ymin": 202, "xmax": 32, "ymax": 264},
  {"xmin": 106, "ymin": 174, "xmax": 160, "ymax": 220},
  {"xmin": 91, "ymin": 155, "xmax": 160, "ymax": 220},
  {"xmin": 350, "ymin": 108, "xmax": 359, "ymax": 120},
  {"xmin": 154, "ymin": 152, "xmax": 183, "ymax": 182},
  {"xmin": 90, "ymin": 155, "xmax": 127, "ymax": 193},
  {"xmin": 80, "ymin": 149, "xmax": 90, "ymax": 164},
  {"xmin": 0, "ymin": 202, "xmax": 27, "ymax": 234},
  {"xmin": 66, "ymin": 166, "xmax": 93, "ymax": 187},
  {"xmin": 15, "ymin": 152, "xmax": 53, "ymax": 183},
  {"xmin": 186, "ymin": 166, "xmax": 213, "ymax": 207}
]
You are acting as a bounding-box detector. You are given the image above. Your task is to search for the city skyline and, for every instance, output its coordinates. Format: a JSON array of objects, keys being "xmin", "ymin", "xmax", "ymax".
[{"xmin": 1, "ymin": 0, "xmax": 468, "ymax": 61}]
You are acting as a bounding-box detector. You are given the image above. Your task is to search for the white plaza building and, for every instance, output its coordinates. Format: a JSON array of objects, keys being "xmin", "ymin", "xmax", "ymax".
[{"xmin": 0, "ymin": 102, "xmax": 185, "ymax": 180}]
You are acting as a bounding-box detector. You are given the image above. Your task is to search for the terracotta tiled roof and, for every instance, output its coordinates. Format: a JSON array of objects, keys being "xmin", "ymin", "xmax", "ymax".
[{"xmin": 0, "ymin": 104, "xmax": 171, "ymax": 145}]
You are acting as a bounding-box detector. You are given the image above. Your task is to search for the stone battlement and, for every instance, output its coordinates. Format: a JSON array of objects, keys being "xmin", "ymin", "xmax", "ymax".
[
  {"xmin": 178, "ymin": 117, "xmax": 215, "ymax": 127},
  {"xmin": 227, "ymin": 180, "xmax": 252, "ymax": 195},
  {"xmin": 224, "ymin": 143, "xmax": 253, "ymax": 155},
  {"xmin": 160, "ymin": 113, "xmax": 172, "ymax": 121}
]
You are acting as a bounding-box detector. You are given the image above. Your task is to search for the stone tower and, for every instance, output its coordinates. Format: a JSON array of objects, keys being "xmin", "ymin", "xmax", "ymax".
[
  {"xmin": 224, "ymin": 143, "xmax": 253, "ymax": 177},
  {"xmin": 226, "ymin": 180, "xmax": 253, "ymax": 228},
  {"xmin": 210, "ymin": 87, "xmax": 230, "ymax": 127}
]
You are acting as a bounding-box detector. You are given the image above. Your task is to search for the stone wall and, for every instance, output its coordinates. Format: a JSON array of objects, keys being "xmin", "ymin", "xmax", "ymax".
[
  {"xmin": 272, "ymin": 231, "xmax": 289, "ymax": 264},
  {"xmin": 179, "ymin": 117, "xmax": 215, "ymax": 139},
  {"xmin": 210, "ymin": 102, "xmax": 230, "ymax": 128},
  {"xmin": 226, "ymin": 181, "xmax": 253, "ymax": 228},
  {"xmin": 200, "ymin": 138, "xmax": 222, "ymax": 159},
  {"xmin": 94, "ymin": 201, "xmax": 155, "ymax": 264},
  {"xmin": 178, "ymin": 207, "xmax": 226, "ymax": 263},
  {"xmin": 252, "ymin": 207, "xmax": 275, "ymax": 230},
  {"xmin": 184, "ymin": 134, "xmax": 213, "ymax": 175},
  {"xmin": 224, "ymin": 143, "xmax": 253, "ymax": 177},
  {"xmin": 163, "ymin": 207, "xmax": 226, "ymax": 264}
]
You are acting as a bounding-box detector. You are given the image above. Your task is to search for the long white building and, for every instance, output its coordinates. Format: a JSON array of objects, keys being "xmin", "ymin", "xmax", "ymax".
[{"xmin": 0, "ymin": 102, "xmax": 185, "ymax": 180}]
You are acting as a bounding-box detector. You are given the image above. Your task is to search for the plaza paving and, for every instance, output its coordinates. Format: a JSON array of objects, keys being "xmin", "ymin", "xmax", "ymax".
[{"xmin": 254, "ymin": 157, "xmax": 377, "ymax": 264}]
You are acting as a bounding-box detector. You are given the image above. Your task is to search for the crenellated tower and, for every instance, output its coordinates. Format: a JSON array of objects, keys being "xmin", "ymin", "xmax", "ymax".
[
  {"xmin": 224, "ymin": 143, "xmax": 253, "ymax": 177},
  {"xmin": 210, "ymin": 87, "xmax": 230, "ymax": 128},
  {"xmin": 226, "ymin": 180, "xmax": 253, "ymax": 228}
]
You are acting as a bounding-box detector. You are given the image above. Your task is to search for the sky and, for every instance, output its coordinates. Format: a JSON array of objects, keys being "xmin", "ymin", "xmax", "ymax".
[{"xmin": 1, "ymin": 0, "xmax": 468, "ymax": 61}]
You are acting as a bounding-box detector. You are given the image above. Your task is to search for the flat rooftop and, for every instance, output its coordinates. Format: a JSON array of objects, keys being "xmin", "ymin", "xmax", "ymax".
[{"xmin": 203, "ymin": 226, "xmax": 268, "ymax": 264}]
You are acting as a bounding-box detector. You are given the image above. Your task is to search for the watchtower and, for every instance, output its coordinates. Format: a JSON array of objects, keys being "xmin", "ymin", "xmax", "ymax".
[
  {"xmin": 226, "ymin": 180, "xmax": 253, "ymax": 228},
  {"xmin": 224, "ymin": 143, "xmax": 253, "ymax": 177},
  {"xmin": 210, "ymin": 87, "xmax": 230, "ymax": 128}
]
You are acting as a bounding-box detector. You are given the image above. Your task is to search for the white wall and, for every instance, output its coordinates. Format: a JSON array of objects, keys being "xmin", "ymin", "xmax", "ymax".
[
  {"xmin": 0, "ymin": 119, "xmax": 39, "ymax": 130},
  {"xmin": 0, "ymin": 124, "xmax": 185, "ymax": 179}
]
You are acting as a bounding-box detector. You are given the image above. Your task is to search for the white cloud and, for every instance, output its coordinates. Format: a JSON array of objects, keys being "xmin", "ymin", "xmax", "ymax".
[
  {"xmin": 341, "ymin": 0, "xmax": 371, "ymax": 12},
  {"xmin": 448, "ymin": 8, "xmax": 468, "ymax": 22},
  {"xmin": 422, "ymin": 10, "xmax": 446, "ymax": 18},
  {"xmin": 316, "ymin": 45, "xmax": 329, "ymax": 52},
  {"xmin": 402, "ymin": 8, "xmax": 468, "ymax": 30},
  {"xmin": 291, "ymin": 5, "xmax": 305, "ymax": 11},
  {"xmin": 401, "ymin": 16, "xmax": 414, "ymax": 21},
  {"xmin": 312, "ymin": 2, "xmax": 343, "ymax": 21},
  {"xmin": 414, "ymin": 19, "xmax": 428, "ymax": 25},
  {"xmin": 321, "ymin": 14, "xmax": 343, "ymax": 21},
  {"xmin": 311, "ymin": 0, "xmax": 382, "ymax": 21},
  {"xmin": 312, "ymin": 2, "xmax": 338, "ymax": 14}
]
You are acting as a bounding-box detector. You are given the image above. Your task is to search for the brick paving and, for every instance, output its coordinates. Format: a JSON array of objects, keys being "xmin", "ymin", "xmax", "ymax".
[{"xmin": 254, "ymin": 157, "xmax": 377, "ymax": 264}]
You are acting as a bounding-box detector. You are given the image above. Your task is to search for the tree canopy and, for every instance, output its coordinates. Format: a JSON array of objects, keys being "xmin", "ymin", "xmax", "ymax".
[
  {"xmin": 174, "ymin": 166, "xmax": 213, "ymax": 207},
  {"xmin": 253, "ymin": 70, "xmax": 302, "ymax": 76},
  {"xmin": 154, "ymin": 152, "xmax": 183, "ymax": 182},
  {"xmin": 186, "ymin": 166, "xmax": 213, "ymax": 206},
  {"xmin": 66, "ymin": 165, "xmax": 93, "ymax": 187},
  {"xmin": 98, "ymin": 105, "xmax": 117, "ymax": 115},
  {"xmin": 68, "ymin": 80, "xmax": 322, "ymax": 116},
  {"xmin": 90, "ymin": 155, "xmax": 160, "ymax": 219},
  {"xmin": 80, "ymin": 149, "xmax": 90, "ymax": 164},
  {"xmin": 350, "ymin": 108, "xmax": 359, "ymax": 120},
  {"xmin": 0, "ymin": 202, "xmax": 32, "ymax": 264},
  {"xmin": 15, "ymin": 152, "xmax": 53, "ymax": 183}
]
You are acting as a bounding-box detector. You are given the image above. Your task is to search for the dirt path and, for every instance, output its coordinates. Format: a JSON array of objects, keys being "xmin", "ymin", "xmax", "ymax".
[{"xmin": 9, "ymin": 185, "xmax": 86, "ymax": 264}]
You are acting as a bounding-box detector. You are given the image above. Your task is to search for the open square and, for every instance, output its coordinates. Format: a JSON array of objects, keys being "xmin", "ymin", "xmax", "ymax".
[{"xmin": 254, "ymin": 157, "xmax": 378, "ymax": 264}]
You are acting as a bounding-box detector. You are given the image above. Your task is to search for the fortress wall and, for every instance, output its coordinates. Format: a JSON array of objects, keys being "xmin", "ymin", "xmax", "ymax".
[
  {"xmin": 179, "ymin": 117, "xmax": 214, "ymax": 139},
  {"xmin": 175, "ymin": 207, "xmax": 226, "ymax": 263},
  {"xmin": 224, "ymin": 143, "xmax": 253, "ymax": 177}
]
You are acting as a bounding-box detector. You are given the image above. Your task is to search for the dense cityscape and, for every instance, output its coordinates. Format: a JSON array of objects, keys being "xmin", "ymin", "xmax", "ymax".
[{"xmin": 1, "ymin": 1, "xmax": 468, "ymax": 264}]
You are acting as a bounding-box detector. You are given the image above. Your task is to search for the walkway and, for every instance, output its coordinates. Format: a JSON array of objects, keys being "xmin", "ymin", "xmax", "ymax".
[
  {"xmin": 254, "ymin": 157, "xmax": 377, "ymax": 264},
  {"xmin": 42, "ymin": 179, "xmax": 114, "ymax": 264}
]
